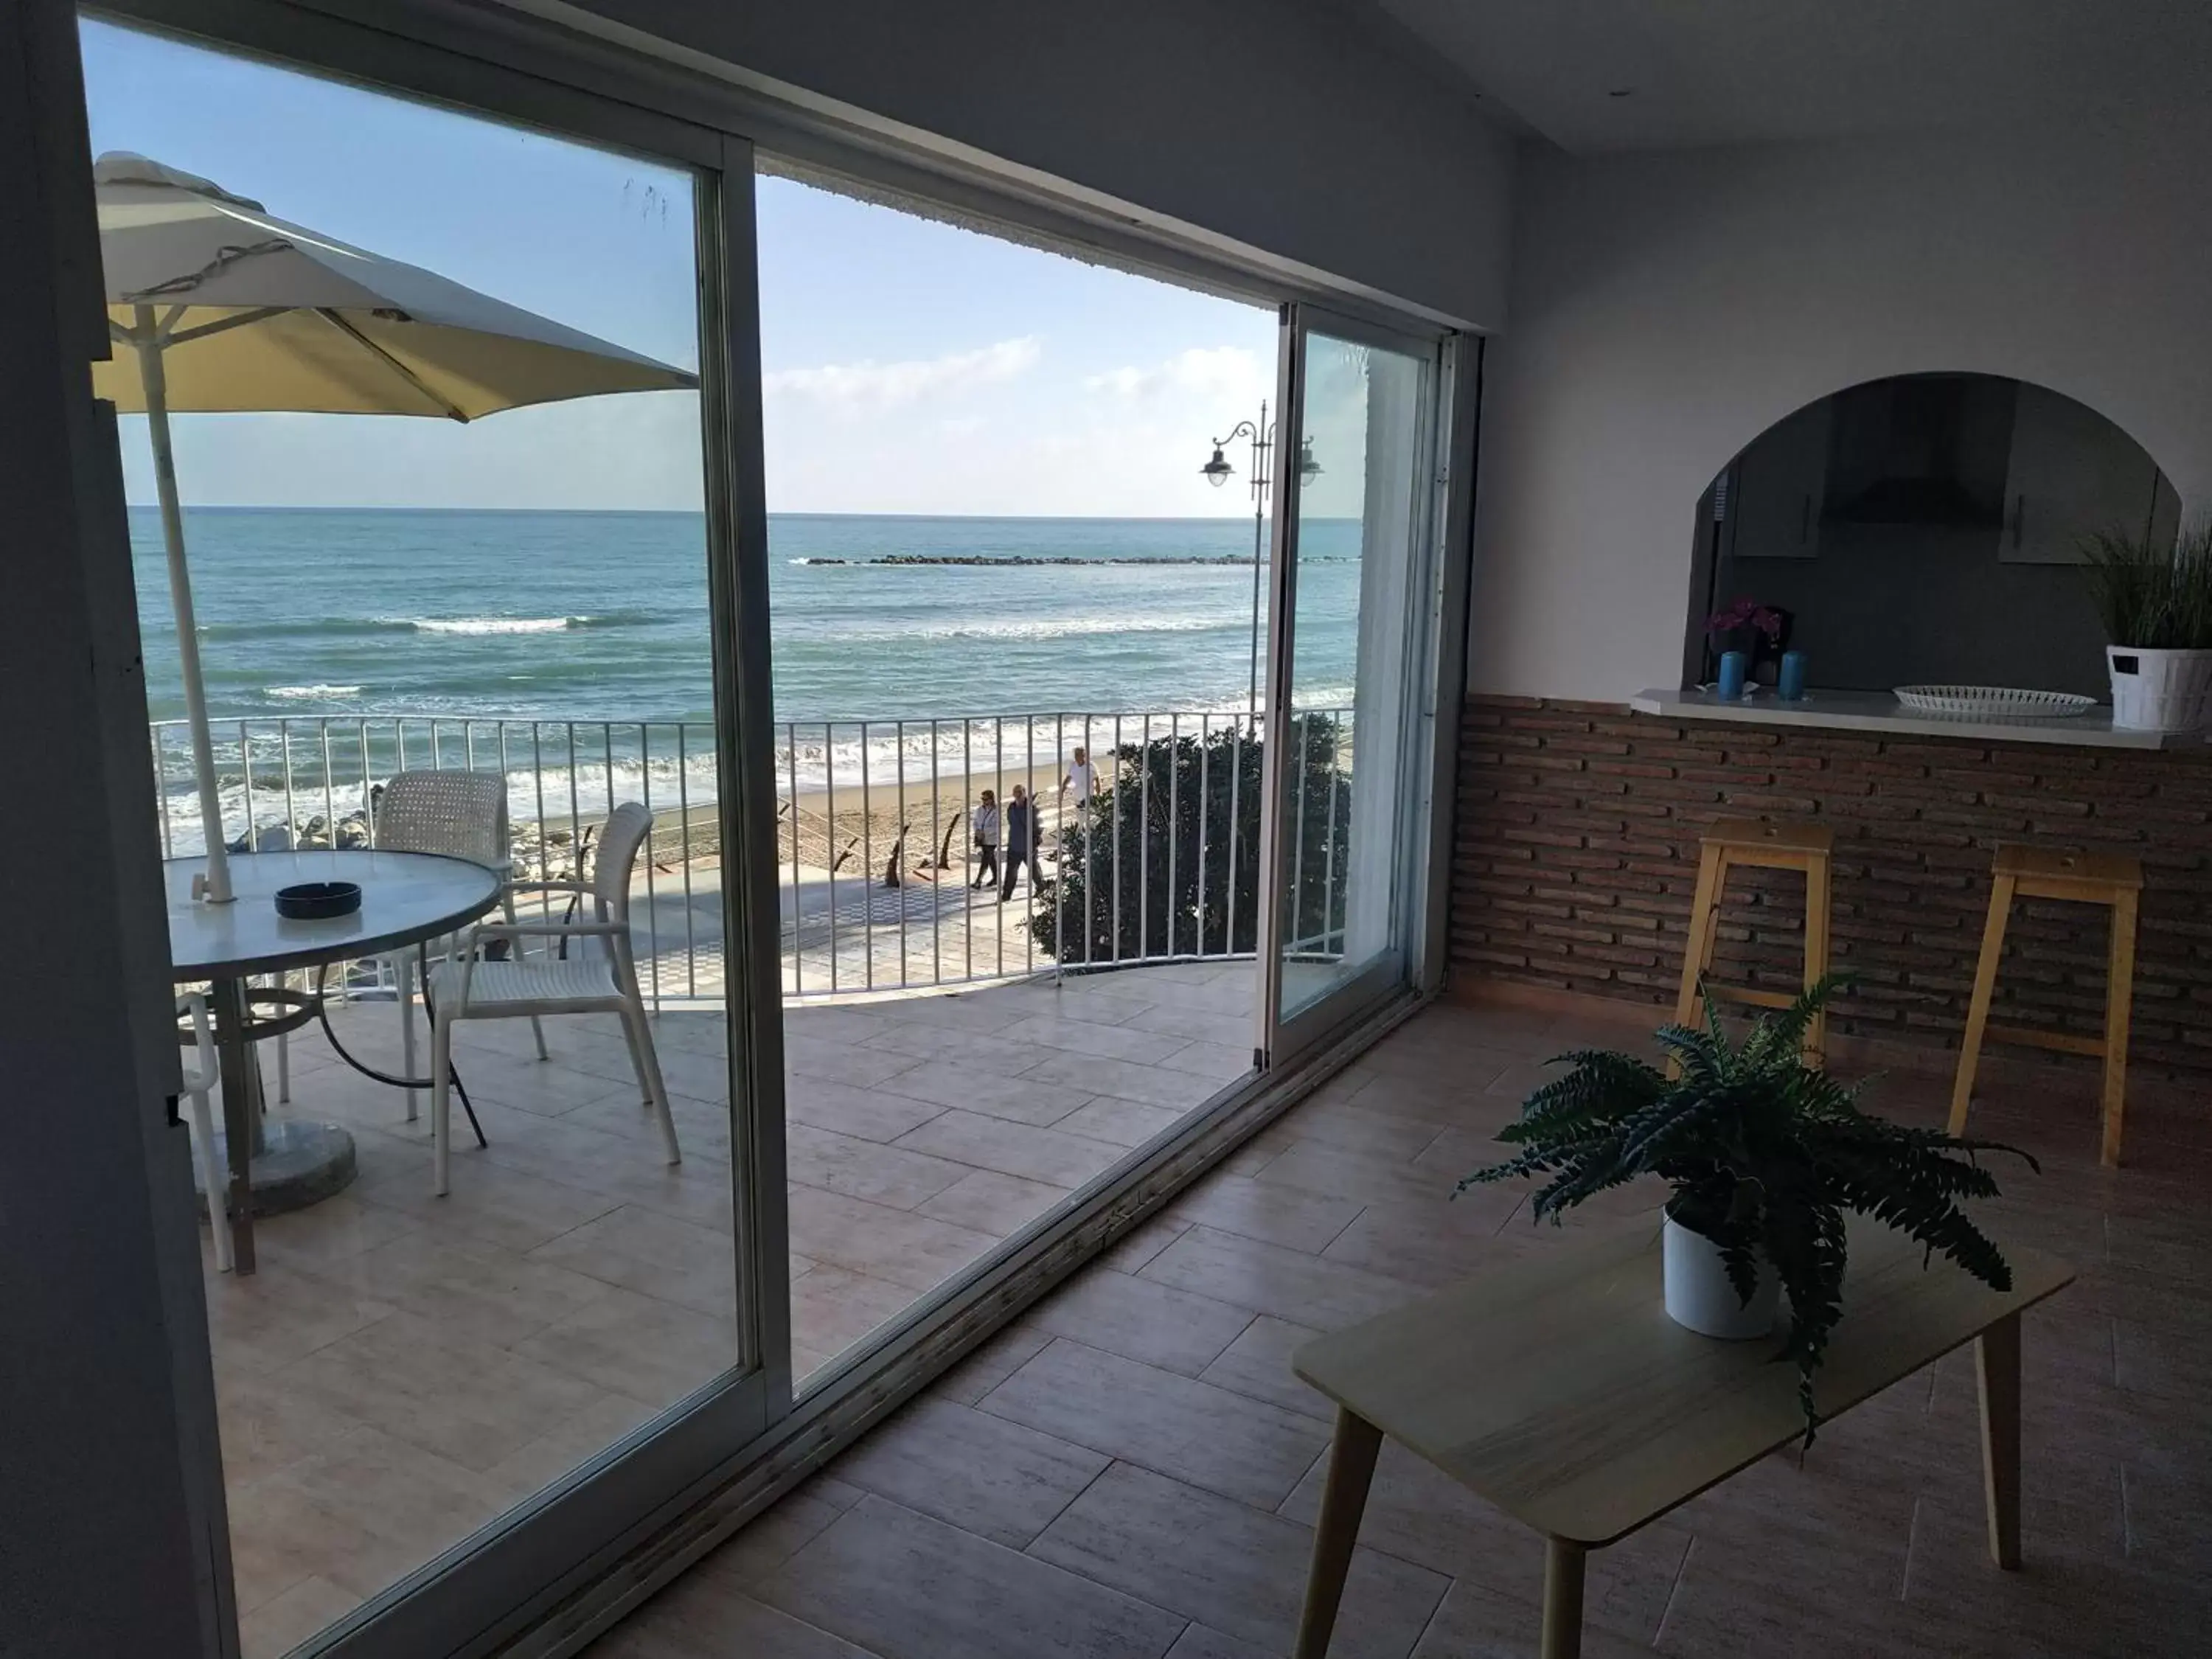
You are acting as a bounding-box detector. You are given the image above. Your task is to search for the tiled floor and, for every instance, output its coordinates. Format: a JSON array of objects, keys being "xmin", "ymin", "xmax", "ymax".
[
  {"xmin": 204, "ymin": 961, "xmax": 1256, "ymax": 1657},
  {"xmin": 588, "ymin": 1000, "xmax": 2212, "ymax": 1659}
]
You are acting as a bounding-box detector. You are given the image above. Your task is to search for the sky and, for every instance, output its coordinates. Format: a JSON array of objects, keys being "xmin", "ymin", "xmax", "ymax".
[{"xmin": 77, "ymin": 17, "xmax": 1318, "ymax": 519}]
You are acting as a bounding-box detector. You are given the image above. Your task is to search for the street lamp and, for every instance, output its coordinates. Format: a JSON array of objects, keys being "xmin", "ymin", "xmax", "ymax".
[{"xmin": 1200, "ymin": 406, "xmax": 1318, "ymax": 711}]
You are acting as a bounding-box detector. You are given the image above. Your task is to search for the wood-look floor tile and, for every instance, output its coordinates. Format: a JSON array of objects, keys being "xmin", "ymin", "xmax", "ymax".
[
  {"xmin": 1249, "ymin": 1139, "xmax": 1462, "ymax": 1209},
  {"xmin": 1030, "ymin": 1461, "xmax": 1444, "ymax": 1659},
  {"xmin": 1023, "ymin": 1265, "xmax": 1256, "ymax": 1376},
  {"xmin": 980, "ymin": 1338, "xmax": 1326, "ymax": 1509},
  {"xmin": 1162, "ymin": 1625, "xmax": 1274, "ymax": 1659},
  {"xmin": 612, "ymin": 1576, "xmax": 880, "ymax": 1658},
  {"xmin": 1279, "ymin": 1439, "xmax": 1691, "ymax": 1641},
  {"xmin": 1318, "ymin": 1200, "xmax": 1528, "ymax": 1290},
  {"xmin": 754, "ymin": 1493, "xmax": 1184, "ymax": 1659},
  {"xmin": 695, "ymin": 1487, "xmax": 855, "ymax": 1590},
  {"xmin": 1411, "ymin": 1579, "xmax": 1655, "ymax": 1659},
  {"xmin": 894, "ymin": 1109, "xmax": 1127, "ymax": 1189},
  {"xmin": 1196, "ymin": 1315, "xmax": 1332, "ymax": 1422},
  {"xmin": 835, "ymin": 1396, "xmax": 1110, "ymax": 1547},
  {"xmin": 1139, "ymin": 1225, "xmax": 1422, "ymax": 1331},
  {"xmin": 931, "ymin": 1323, "xmax": 1053, "ymax": 1406},
  {"xmin": 1095, "ymin": 1214, "xmax": 1191, "ymax": 1275},
  {"xmin": 1165, "ymin": 1172, "xmax": 1366, "ymax": 1253}
]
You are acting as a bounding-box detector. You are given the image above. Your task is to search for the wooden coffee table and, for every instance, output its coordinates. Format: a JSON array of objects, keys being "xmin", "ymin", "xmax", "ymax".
[{"xmin": 1289, "ymin": 1219, "xmax": 2073, "ymax": 1658}]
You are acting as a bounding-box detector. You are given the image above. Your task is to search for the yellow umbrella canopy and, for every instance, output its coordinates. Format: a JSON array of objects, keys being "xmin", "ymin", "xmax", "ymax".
[{"xmin": 94, "ymin": 152, "xmax": 698, "ymax": 902}]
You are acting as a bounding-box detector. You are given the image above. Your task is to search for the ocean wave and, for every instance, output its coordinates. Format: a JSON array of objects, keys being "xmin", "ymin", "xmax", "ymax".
[
  {"xmin": 815, "ymin": 613, "xmax": 1234, "ymax": 646},
  {"xmin": 406, "ymin": 616, "xmax": 580, "ymax": 636},
  {"xmin": 265, "ymin": 684, "xmax": 364, "ymax": 700},
  {"xmin": 195, "ymin": 612, "xmax": 653, "ymax": 641}
]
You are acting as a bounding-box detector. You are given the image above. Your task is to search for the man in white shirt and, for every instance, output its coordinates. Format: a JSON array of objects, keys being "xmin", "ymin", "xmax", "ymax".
[{"xmin": 1061, "ymin": 745, "xmax": 1096, "ymax": 808}]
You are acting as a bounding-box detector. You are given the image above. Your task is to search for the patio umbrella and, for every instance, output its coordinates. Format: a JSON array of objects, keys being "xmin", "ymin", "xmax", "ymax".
[{"xmin": 92, "ymin": 152, "xmax": 698, "ymax": 902}]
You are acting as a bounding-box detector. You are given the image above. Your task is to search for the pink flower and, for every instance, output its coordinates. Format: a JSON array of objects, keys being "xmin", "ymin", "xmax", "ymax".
[{"xmin": 1708, "ymin": 599, "xmax": 1784, "ymax": 644}]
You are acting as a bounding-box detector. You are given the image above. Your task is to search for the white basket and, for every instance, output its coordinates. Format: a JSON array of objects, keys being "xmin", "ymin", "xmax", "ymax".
[
  {"xmin": 1892, "ymin": 684, "xmax": 2096, "ymax": 719},
  {"xmin": 2107, "ymin": 646, "xmax": 2212, "ymax": 732}
]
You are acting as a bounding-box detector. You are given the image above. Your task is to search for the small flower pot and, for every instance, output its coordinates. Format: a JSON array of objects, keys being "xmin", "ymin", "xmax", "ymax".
[
  {"xmin": 2107, "ymin": 644, "xmax": 2212, "ymax": 732},
  {"xmin": 1662, "ymin": 1217, "xmax": 1781, "ymax": 1340}
]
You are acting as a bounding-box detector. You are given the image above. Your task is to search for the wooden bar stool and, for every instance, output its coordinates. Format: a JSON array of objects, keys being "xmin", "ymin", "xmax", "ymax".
[
  {"xmin": 1674, "ymin": 818, "xmax": 1835, "ymax": 1064},
  {"xmin": 1948, "ymin": 845, "xmax": 2143, "ymax": 1167}
]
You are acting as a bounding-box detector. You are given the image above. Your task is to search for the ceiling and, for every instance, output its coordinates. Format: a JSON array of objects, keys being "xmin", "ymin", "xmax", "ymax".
[{"xmin": 1366, "ymin": 0, "xmax": 2212, "ymax": 153}]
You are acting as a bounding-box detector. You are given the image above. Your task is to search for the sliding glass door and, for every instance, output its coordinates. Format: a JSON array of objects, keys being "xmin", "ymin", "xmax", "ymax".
[
  {"xmin": 1259, "ymin": 308, "xmax": 1445, "ymax": 1060},
  {"xmin": 73, "ymin": 11, "xmax": 784, "ymax": 1656}
]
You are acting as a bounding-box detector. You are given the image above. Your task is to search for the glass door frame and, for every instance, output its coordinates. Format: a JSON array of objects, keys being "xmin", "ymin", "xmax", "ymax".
[
  {"xmin": 1256, "ymin": 302, "xmax": 1456, "ymax": 1071},
  {"xmin": 77, "ymin": 4, "xmax": 791, "ymax": 1655}
]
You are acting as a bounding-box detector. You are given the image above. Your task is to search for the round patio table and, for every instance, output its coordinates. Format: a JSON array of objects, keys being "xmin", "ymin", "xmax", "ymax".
[{"xmin": 166, "ymin": 849, "xmax": 500, "ymax": 1274}]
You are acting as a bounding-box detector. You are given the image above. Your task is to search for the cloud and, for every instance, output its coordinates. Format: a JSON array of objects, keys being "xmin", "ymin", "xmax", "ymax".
[
  {"xmin": 1084, "ymin": 346, "xmax": 1267, "ymax": 407},
  {"xmin": 763, "ymin": 335, "xmax": 1041, "ymax": 412}
]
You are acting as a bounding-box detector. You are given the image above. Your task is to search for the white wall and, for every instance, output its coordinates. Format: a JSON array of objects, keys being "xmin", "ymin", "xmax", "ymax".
[
  {"xmin": 561, "ymin": 0, "xmax": 1517, "ymax": 329},
  {"xmin": 1470, "ymin": 115, "xmax": 2212, "ymax": 699}
]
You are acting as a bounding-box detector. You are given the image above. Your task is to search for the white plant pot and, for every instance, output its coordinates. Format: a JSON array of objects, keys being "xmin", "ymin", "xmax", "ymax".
[
  {"xmin": 1662, "ymin": 1217, "xmax": 1781, "ymax": 1340},
  {"xmin": 2107, "ymin": 644, "xmax": 2212, "ymax": 732}
]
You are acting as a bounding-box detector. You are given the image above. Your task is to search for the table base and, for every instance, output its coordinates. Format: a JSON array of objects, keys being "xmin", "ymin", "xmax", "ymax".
[{"xmin": 196, "ymin": 1119, "xmax": 357, "ymax": 1219}]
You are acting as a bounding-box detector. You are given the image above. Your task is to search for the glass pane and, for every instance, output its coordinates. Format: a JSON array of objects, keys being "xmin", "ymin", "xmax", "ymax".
[
  {"xmin": 752, "ymin": 165, "xmax": 1276, "ymax": 1387},
  {"xmin": 1276, "ymin": 330, "xmax": 1433, "ymax": 1023},
  {"xmin": 79, "ymin": 18, "xmax": 746, "ymax": 1652}
]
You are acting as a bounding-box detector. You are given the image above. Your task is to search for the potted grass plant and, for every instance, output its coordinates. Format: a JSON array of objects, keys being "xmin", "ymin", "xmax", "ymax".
[
  {"xmin": 1458, "ymin": 978, "xmax": 2034, "ymax": 1436},
  {"xmin": 2082, "ymin": 523, "xmax": 2212, "ymax": 731}
]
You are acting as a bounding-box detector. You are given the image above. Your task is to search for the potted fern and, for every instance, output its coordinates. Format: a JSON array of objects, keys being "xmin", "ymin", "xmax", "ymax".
[
  {"xmin": 1459, "ymin": 978, "xmax": 2034, "ymax": 1433},
  {"xmin": 2082, "ymin": 523, "xmax": 2212, "ymax": 731}
]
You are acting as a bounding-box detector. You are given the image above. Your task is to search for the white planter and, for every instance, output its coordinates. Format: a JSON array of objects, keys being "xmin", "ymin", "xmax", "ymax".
[
  {"xmin": 1662, "ymin": 1217, "xmax": 1781, "ymax": 1340},
  {"xmin": 2107, "ymin": 644, "xmax": 2212, "ymax": 732}
]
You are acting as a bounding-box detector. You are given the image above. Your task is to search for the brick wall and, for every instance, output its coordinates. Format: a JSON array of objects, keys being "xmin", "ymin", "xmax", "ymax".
[{"xmin": 1450, "ymin": 695, "xmax": 2212, "ymax": 1081}]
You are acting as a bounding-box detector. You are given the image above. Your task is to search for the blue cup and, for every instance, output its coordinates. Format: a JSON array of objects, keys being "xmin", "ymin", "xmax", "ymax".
[
  {"xmin": 1778, "ymin": 650, "xmax": 1807, "ymax": 701},
  {"xmin": 1717, "ymin": 650, "xmax": 1748, "ymax": 700}
]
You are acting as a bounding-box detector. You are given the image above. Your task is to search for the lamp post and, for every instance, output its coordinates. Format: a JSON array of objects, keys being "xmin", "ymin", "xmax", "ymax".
[{"xmin": 1203, "ymin": 404, "xmax": 1319, "ymax": 710}]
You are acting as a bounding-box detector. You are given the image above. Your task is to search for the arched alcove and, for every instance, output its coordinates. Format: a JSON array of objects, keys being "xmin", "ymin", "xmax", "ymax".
[{"xmin": 1684, "ymin": 373, "xmax": 2180, "ymax": 696}]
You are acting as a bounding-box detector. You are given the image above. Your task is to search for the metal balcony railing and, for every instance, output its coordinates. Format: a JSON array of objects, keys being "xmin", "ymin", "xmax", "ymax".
[{"xmin": 147, "ymin": 707, "xmax": 1354, "ymax": 1006}]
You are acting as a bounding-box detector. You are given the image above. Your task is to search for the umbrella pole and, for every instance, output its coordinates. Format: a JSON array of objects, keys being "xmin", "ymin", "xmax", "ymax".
[{"xmin": 135, "ymin": 308, "xmax": 233, "ymax": 902}]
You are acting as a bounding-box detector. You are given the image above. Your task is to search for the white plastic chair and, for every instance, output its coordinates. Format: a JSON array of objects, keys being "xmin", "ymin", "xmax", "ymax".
[
  {"xmin": 372, "ymin": 770, "xmax": 543, "ymax": 1102},
  {"xmin": 425, "ymin": 801, "xmax": 678, "ymax": 1194},
  {"xmin": 176, "ymin": 993, "xmax": 233, "ymax": 1273}
]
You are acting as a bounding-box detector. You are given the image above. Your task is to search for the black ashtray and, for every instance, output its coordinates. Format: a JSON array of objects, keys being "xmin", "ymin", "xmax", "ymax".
[{"xmin": 275, "ymin": 880, "xmax": 361, "ymax": 920}]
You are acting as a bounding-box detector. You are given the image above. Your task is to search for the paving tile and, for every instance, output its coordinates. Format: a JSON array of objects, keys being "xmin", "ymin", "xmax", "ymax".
[
  {"xmin": 785, "ymin": 1121, "xmax": 973, "ymax": 1209},
  {"xmin": 1147, "ymin": 1040, "xmax": 1255, "ymax": 1082},
  {"xmin": 874, "ymin": 1059, "xmax": 1082, "ymax": 1126},
  {"xmin": 1020, "ymin": 1051, "xmax": 1223, "ymax": 1110},
  {"xmin": 308, "ymin": 1226, "xmax": 613, "ymax": 1349},
  {"xmin": 1000, "ymin": 1012, "xmax": 1172, "ymax": 1061},
  {"xmin": 693, "ymin": 1487, "xmax": 850, "ymax": 1590},
  {"xmin": 980, "ymin": 1338, "xmax": 1326, "ymax": 1509},
  {"xmin": 526, "ymin": 1203, "xmax": 737, "ymax": 1319},
  {"xmin": 834, "ymin": 1397, "xmax": 1110, "ymax": 1547},
  {"xmin": 512, "ymin": 1285, "xmax": 740, "ymax": 1402},
  {"xmin": 1024, "ymin": 1265, "xmax": 1256, "ymax": 1375},
  {"xmin": 785, "ymin": 1032, "xmax": 925, "ymax": 1088},
  {"xmin": 1054, "ymin": 1096, "xmax": 1190, "ymax": 1149},
  {"xmin": 782, "ymin": 1076, "xmax": 948, "ymax": 1143},
  {"xmin": 895, "ymin": 1109, "xmax": 1129, "ymax": 1189},
  {"xmin": 753, "ymin": 1493, "xmax": 1184, "ymax": 1659},
  {"xmin": 917, "ymin": 1169, "xmax": 1072, "ymax": 1235},
  {"xmin": 239, "ymin": 1574, "xmax": 364, "ymax": 1659},
  {"xmin": 1138, "ymin": 1225, "xmax": 1423, "ymax": 1331},
  {"xmin": 1120, "ymin": 1004, "xmax": 1256, "ymax": 1048},
  {"xmin": 932, "ymin": 1323, "xmax": 1054, "ymax": 1406},
  {"xmin": 785, "ymin": 1184, "xmax": 1001, "ymax": 1293},
  {"xmin": 357, "ymin": 1156, "xmax": 623, "ymax": 1255},
  {"xmin": 790, "ymin": 1264, "xmax": 928, "ymax": 1362},
  {"xmin": 1030, "ymin": 1461, "xmax": 1446, "ymax": 1659}
]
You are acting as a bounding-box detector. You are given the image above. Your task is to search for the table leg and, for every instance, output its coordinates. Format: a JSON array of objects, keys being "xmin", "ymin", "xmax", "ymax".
[
  {"xmin": 1977, "ymin": 1312, "xmax": 2023, "ymax": 1569},
  {"xmin": 1541, "ymin": 1537, "xmax": 1587, "ymax": 1659},
  {"xmin": 209, "ymin": 976, "xmax": 259, "ymax": 1276},
  {"xmin": 1293, "ymin": 1408, "xmax": 1382, "ymax": 1659}
]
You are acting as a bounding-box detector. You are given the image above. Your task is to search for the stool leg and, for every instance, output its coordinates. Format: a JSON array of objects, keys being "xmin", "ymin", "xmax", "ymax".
[
  {"xmin": 1540, "ymin": 1537, "xmax": 1587, "ymax": 1659},
  {"xmin": 2100, "ymin": 890, "xmax": 2138, "ymax": 1168},
  {"xmin": 1950, "ymin": 873, "xmax": 2015, "ymax": 1137},
  {"xmin": 1674, "ymin": 843, "xmax": 1725, "ymax": 1030},
  {"xmin": 1802, "ymin": 850, "xmax": 1833, "ymax": 1068}
]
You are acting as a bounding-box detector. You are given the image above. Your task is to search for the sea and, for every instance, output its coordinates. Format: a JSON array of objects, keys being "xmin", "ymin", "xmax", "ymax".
[{"xmin": 129, "ymin": 508, "xmax": 1361, "ymax": 849}]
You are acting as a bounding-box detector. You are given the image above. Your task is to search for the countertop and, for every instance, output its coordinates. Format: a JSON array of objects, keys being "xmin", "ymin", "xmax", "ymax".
[{"xmin": 1629, "ymin": 686, "xmax": 2208, "ymax": 751}]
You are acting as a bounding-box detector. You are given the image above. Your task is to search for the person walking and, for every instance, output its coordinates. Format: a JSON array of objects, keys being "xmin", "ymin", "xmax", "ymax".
[
  {"xmin": 970, "ymin": 788, "xmax": 1001, "ymax": 890},
  {"xmin": 998, "ymin": 784, "xmax": 1037, "ymax": 902},
  {"xmin": 1061, "ymin": 745, "xmax": 1097, "ymax": 810}
]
